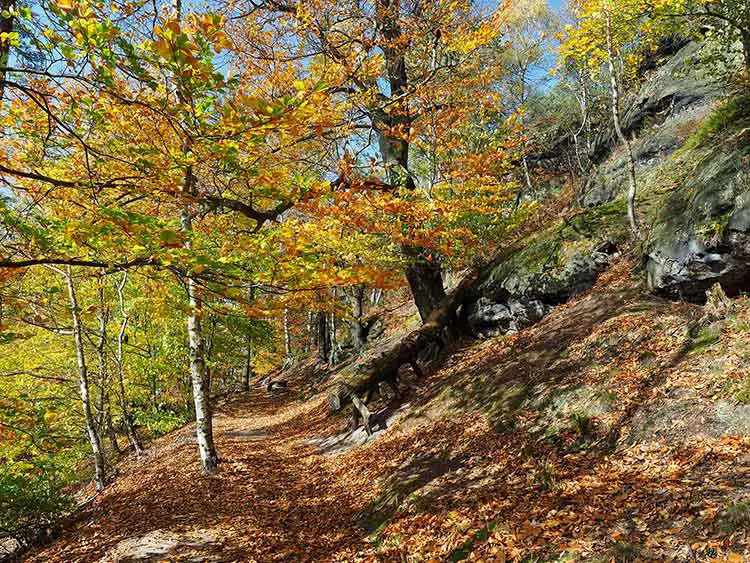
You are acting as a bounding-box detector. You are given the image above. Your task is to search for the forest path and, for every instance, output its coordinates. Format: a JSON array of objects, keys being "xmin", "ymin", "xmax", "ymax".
[
  {"xmin": 26, "ymin": 271, "xmax": 750, "ymax": 562},
  {"xmin": 26, "ymin": 391, "xmax": 369, "ymax": 563}
]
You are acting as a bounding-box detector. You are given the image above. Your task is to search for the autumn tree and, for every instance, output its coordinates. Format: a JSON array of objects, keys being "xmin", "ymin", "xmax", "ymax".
[
  {"xmin": 560, "ymin": 0, "xmax": 660, "ymax": 237},
  {"xmin": 230, "ymin": 0, "xmax": 515, "ymax": 321},
  {"xmin": 497, "ymin": 0, "xmax": 557, "ymax": 201},
  {"xmin": 0, "ymin": 0, "xmax": 337, "ymax": 472}
]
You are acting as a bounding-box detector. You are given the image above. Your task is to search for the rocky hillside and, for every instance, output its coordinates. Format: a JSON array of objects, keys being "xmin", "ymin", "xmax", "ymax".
[
  {"xmin": 21, "ymin": 73, "xmax": 750, "ymax": 561},
  {"xmin": 23, "ymin": 257, "xmax": 750, "ymax": 562}
]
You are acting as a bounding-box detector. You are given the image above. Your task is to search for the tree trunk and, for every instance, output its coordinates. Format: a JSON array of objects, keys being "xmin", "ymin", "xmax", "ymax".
[
  {"xmin": 742, "ymin": 30, "xmax": 750, "ymax": 77},
  {"xmin": 64, "ymin": 268, "xmax": 106, "ymax": 491},
  {"xmin": 182, "ymin": 208, "xmax": 220, "ymax": 473},
  {"xmin": 521, "ymin": 151, "xmax": 534, "ymax": 197},
  {"xmin": 104, "ymin": 399, "xmax": 121, "ymax": 455},
  {"xmin": 317, "ymin": 311, "xmax": 330, "ymax": 364},
  {"xmin": 605, "ymin": 11, "xmax": 640, "ymax": 239},
  {"xmin": 328, "ymin": 264, "xmax": 483, "ymax": 431},
  {"xmin": 242, "ymin": 333, "xmax": 253, "ymax": 393},
  {"xmin": 305, "ymin": 310, "xmax": 314, "ymax": 353},
  {"xmin": 95, "ymin": 281, "xmax": 109, "ymax": 433},
  {"xmin": 0, "ymin": 0, "xmax": 14, "ymax": 107},
  {"xmin": 374, "ymin": 0, "xmax": 446, "ymax": 321},
  {"xmin": 403, "ymin": 246, "xmax": 447, "ymax": 322},
  {"xmin": 518, "ymin": 101, "xmax": 534, "ymax": 201},
  {"xmin": 328, "ymin": 239, "xmax": 531, "ymax": 432},
  {"xmin": 115, "ymin": 271, "xmax": 143, "ymax": 455},
  {"xmin": 282, "ymin": 307, "xmax": 293, "ymax": 370},
  {"xmin": 347, "ymin": 285, "xmax": 380, "ymax": 352},
  {"xmin": 572, "ymin": 71, "xmax": 591, "ymax": 205},
  {"xmin": 349, "ymin": 285, "xmax": 367, "ymax": 352},
  {"xmin": 171, "ymin": 0, "xmax": 219, "ymax": 474},
  {"xmin": 327, "ymin": 288, "xmax": 342, "ymax": 365}
]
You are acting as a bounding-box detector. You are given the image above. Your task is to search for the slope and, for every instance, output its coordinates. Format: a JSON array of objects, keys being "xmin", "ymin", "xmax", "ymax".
[{"xmin": 24, "ymin": 257, "xmax": 750, "ymax": 562}]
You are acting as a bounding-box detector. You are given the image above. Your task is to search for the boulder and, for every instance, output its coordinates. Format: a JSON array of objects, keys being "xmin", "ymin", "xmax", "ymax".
[
  {"xmin": 646, "ymin": 132, "xmax": 750, "ymax": 300},
  {"xmin": 464, "ymin": 246, "xmax": 615, "ymax": 338},
  {"xmin": 466, "ymin": 297, "xmax": 548, "ymax": 338}
]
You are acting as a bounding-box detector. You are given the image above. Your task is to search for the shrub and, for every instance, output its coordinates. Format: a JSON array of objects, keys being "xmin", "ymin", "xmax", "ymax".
[{"xmin": 0, "ymin": 467, "xmax": 72, "ymax": 549}]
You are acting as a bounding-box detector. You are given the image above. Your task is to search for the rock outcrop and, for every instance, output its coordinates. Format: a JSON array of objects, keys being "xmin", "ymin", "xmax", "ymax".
[
  {"xmin": 646, "ymin": 133, "xmax": 750, "ymax": 300},
  {"xmin": 583, "ymin": 41, "xmax": 723, "ymax": 207},
  {"xmin": 463, "ymin": 242, "xmax": 617, "ymax": 338}
]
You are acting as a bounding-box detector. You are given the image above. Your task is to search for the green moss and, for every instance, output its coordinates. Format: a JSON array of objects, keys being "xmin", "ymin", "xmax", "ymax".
[
  {"xmin": 562, "ymin": 198, "xmax": 629, "ymax": 242},
  {"xmin": 488, "ymin": 382, "xmax": 530, "ymax": 432},
  {"xmin": 716, "ymin": 500, "xmax": 750, "ymax": 533},
  {"xmin": 734, "ymin": 378, "xmax": 750, "ymax": 404},
  {"xmin": 696, "ymin": 210, "xmax": 734, "ymax": 244},
  {"xmin": 483, "ymin": 197, "xmax": 630, "ymax": 290},
  {"xmin": 569, "ymin": 409, "xmax": 591, "ymax": 436},
  {"xmin": 598, "ymin": 389, "xmax": 617, "ymax": 406},
  {"xmin": 449, "ymin": 522, "xmax": 498, "ymax": 561},
  {"xmin": 597, "ymin": 540, "xmax": 641, "ymax": 563},
  {"xmin": 688, "ymin": 324, "xmax": 722, "ymax": 354},
  {"xmin": 642, "ymin": 93, "xmax": 750, "ymax": 261},
  {"xmin": 683, "ymin": 94, "xmax": 750, "ymax": 151}
]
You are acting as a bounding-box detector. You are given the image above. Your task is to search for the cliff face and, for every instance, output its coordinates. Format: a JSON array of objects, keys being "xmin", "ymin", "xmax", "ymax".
[
  {"xmin": 646, "ymin": 95, "xmax": 750, "ymax": 300},
  {"xmin": 583, "ymin": 41, "xmax": 723, "ymax": 207},
  {"xmin": 466, "ymin": 42, "xmax": 748, "ymax": 339}
]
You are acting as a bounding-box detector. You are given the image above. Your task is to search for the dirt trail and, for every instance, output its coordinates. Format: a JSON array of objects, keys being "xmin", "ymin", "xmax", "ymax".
[{"xmin": 26, "ymin": 393, "xmax": 370, "ymax": 563}]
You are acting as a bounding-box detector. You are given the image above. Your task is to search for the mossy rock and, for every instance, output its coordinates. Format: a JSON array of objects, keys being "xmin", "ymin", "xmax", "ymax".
[
  {"xmin": 464, "ymin": 202, "xmax": 625, "ymax": 337},
  {"xmin": 645, "ymin": 94, "xmax": 750, "ymax": 301}
]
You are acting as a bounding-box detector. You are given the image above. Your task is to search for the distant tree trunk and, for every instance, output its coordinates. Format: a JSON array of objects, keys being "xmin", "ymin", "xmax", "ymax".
[
  {"xmin": 115, "ymin": 271, "xmax": 143, "ymax": 455},
  {"xmin": 305, "ymin": 310, "xmax": 314, "ymax": 353},
  {"xmin": 150, "ymin": 373, "xmax": 158, "ymax": 408},
  {"xmin": 521, "ymin": 151, "xmax": 534, "ymax": 196},
  {"xmin": 328, "ymin": 288, "xmax": 343, "ymax": 364},
  {"xmin": 572, "ymin": 71, "xmax": 592, "ymax": 205},
  {"xmin": 63, "ymin": 268, "xmax": 106, "ymax": 491},
  {"xmin": 742, "ymin": 30, "xmax": 750, "ymax": 76},
  {"xmin": 349, "ymin": 285, "xmax": 367, "ymax": 352},
  {"xmin": 104, "ymin": 400, "xmax": 121, "ymax": 455},
  {"xmin": 518, "ymin": 91, "xmax": 534, "ymax": 200},
  {"xmin": 605, "ymin": 11, "xmax": 640, "ymax": 238},
  {"xmin": 317, "ymin": 311, "xmax": 330, "ymax": 364},
  {"xmin": 205, "ymin": 316, "xmax": 217, "ymax": 374},
  {"xmin": 328, "ymin": 309, "xmax": 338, "ymax": 364},
  {"xmin": 95, "ymin": 281, "xmax": 109, "ymax": 433},
  {"xmin": 282, "ymin": 307, "xmax": 294, "ymax": 370},
  {"xmin": 347, "ymin": 285, "xmax": 379, "ymax": 353},
  {"xmin": 242, "ymin": 333, "xmax": 253, "ymax": 393}
]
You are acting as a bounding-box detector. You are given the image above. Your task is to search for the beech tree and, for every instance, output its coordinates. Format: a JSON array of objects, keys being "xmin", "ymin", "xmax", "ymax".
[{"xmin": 231, "ymin": 0, "xmax": 514, "ymax": 321}]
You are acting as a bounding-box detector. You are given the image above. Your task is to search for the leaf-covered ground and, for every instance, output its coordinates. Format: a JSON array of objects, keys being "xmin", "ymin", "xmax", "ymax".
[{"xmin": 25, "ymin": 259, "xmax": 750, "ymax": 562}]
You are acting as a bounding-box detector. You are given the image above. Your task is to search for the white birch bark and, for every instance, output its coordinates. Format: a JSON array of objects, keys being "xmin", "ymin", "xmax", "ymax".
[
  {"xmin": 173, "ymin": 0, "xmax": 219, "ymax": 472},
  {"xmin": 115, "ymin": 271, "xmax": 143, "ymax": 455},
  {"xmin": 605, "ymin": 10, "xmax": 640, "ymax": 238},
  {"xmin": 63, "ymin": 267, "xmax": 107, "ymax": 491}
]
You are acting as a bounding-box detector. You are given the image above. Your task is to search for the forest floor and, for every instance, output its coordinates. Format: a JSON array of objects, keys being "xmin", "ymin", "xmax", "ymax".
[{"xmin": 25, "ymin": 259, "xmax": 750, "ymax": 562}]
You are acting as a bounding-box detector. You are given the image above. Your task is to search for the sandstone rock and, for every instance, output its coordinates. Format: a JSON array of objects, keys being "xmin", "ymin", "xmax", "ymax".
[
  {"xmin": 646, "ymin": 138, "xmax": 750, "ymax": 300},
  {"xmin": 464, "ymin": 247, "xmax": 615, "ymax": 338}
]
